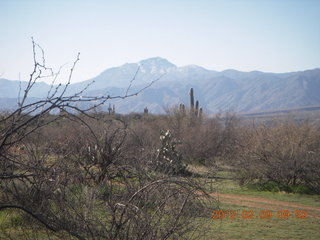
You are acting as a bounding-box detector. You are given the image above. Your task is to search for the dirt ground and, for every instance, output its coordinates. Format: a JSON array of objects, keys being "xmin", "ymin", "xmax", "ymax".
[{"xmin": 211, "ymin": 192, "xmax": 320, "ymax": 219}]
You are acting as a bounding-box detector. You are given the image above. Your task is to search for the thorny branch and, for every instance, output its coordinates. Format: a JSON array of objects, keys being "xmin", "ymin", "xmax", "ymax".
[
  {"xmin": 0, "ymin": 39, "xmax": 161, "ymax": 149},
  {"xmin": 0, "ymin": 40, "xmax": 212, "ymax": 240}
]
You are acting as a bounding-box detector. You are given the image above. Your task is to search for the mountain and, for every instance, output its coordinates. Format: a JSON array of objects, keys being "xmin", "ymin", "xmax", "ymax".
[
  {"xmin": 67, "ymin": 57, "xmax": 177, "ymax": 93},
  {"xmin": 1, "ymin": 57, "xmax": 320, "ymax": 114},
  {"xmin": 0, "ymin": 78, "xmax": 51, "ymax": 98}
]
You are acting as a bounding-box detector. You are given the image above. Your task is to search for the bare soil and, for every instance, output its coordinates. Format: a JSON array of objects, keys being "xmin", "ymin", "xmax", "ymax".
[{"xmin": 210, "ymin": 192, "xmax": 320, "ymax": 219}]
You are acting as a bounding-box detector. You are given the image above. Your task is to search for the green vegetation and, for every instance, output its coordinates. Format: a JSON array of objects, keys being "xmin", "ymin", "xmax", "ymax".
[
  {"xmin": 204, "ymin": 170, "xmax": 320, "ymax": 208},
  {"xmin": 195, "ymin": 168, "xmax": 320, "ymax": 240}
]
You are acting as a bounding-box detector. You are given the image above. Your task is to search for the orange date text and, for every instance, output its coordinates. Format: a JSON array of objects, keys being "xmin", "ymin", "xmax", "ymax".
[{"xmin": 211, "ymin": 210, "xmax": 307, "ymax": 220}]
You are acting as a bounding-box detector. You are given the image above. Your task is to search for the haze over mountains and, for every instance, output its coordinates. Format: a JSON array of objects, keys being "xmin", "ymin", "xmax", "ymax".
[{"xmin": 1, "ymin": 57, "xmax": 320, "ymax": 114}]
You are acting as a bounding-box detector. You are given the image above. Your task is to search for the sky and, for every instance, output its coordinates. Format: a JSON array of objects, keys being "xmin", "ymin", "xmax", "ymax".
[{"xmin": 0, "ymin": 0, "xmax": 319, "ymax": 83}]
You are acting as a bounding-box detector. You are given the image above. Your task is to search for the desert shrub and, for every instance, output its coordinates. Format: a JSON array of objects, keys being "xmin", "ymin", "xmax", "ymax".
[
  {"xmin": 0, "ymin": 41, "xmax": 215, "ymax": 239},
  {"xmin": 237, "ymin": 120, "xmax": 320, "ymax": 194},
  {"xmin": 165, "ymin": 108, "xmax": 240, "ymax": 167},
  {"xmin": 0, "ymin": 115, "xmax": 213, "ymax": 239}
]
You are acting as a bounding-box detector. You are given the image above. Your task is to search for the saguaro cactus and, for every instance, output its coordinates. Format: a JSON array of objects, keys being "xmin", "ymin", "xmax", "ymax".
[
  {"xmin": 108, "ymin": 104, "xmax": 112, "ymax": 115},
  {"xmin": 179, "ymin": 104, "xmax": 186, "ymax": 116},
  {"xmin": 189, "ymin": 88, "xmax": 194, "ymax": 113},
  {"xmin": 179, "ymin": 88, "xmax": 203, "ymax": 121},
  {"xmin": 195, "ymin": 100, "xmax": 199, "ymax": 116}
]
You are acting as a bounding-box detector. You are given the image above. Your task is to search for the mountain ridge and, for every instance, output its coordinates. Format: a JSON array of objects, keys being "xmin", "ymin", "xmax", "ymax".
[{"xmin": 1, "ymin": 57, "xmax": 320, "ymax": 114}]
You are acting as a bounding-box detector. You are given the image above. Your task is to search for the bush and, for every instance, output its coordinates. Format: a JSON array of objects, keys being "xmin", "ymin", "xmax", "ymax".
[
  {"xmin": 236, "ymin": 120, "xmax": 320, "ymax": 194},
  {"xmin": 153, "ymin": 130, "xmax": 189, "ymax": 175}
]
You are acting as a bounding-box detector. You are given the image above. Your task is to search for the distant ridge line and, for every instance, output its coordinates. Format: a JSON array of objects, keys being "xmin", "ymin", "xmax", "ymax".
[{"xmin": 242, "ymin": 105, "xmax": 320, "ymax": 117}]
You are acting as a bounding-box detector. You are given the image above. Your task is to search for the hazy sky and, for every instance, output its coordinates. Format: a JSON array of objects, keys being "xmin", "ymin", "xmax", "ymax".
[{"xmin": 1, "ymin": 0, "xmax": 319, "ymax": 83}]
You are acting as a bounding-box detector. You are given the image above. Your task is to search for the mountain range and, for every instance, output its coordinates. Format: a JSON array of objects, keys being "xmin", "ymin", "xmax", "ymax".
[{"xmin": 1, "ymin": 57, "xmax": 320, "ymax": 114}]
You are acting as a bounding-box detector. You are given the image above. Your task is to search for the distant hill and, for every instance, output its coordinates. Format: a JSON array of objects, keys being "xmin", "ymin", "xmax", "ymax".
[{"xmin": 1, "ymin": 57, "xmax": 320, "ymax": 114}]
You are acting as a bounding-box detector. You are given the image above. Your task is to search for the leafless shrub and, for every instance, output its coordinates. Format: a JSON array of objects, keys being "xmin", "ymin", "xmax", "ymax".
[
  {"xmin": 165, "ymin": 108, "xmax": 240, "ymax": 168},
  {"xmin": 0, "ymin": 41, "xmax": 214, "ymax": 239},
  {"xmin": 236, "ymin": 120, "xmax": 320, "ymax": 193}
]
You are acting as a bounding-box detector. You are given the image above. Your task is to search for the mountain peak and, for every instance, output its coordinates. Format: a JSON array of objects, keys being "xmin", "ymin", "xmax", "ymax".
[
  {"xmin": 138, "ymin": 57, "xmax": 176, "ymax": 74},
  {"xmin": 1, "ymin": 61, "xmax": 320, "ymax": 114},
  {"xmin": 139, "ymin": 57, "xmax": 175, "ymax": 66}
]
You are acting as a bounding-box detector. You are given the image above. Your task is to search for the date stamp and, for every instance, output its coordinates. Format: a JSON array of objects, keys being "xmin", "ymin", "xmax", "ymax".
[{"xmin": 211, "ymin": 210, "xmax": 308, "ymax": 220}]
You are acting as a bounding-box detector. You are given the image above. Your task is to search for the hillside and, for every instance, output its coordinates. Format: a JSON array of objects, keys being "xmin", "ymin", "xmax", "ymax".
[{"xmin": 1, "ymin": 58, "xmax": 320, "ymax": 114}]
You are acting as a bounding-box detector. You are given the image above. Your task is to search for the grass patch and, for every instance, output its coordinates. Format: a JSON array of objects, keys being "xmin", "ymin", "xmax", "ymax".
[
  {"xmin": 218, "ymin": 180, "xmax": 320, "ymax": 208},
  {"xmin": 193, "ymin": 168, "xmax": 320, "ymax": 208},
  {"xmin": 189, "ymin": 166, "xmax": 320, "ymax": 239},
  {"xmin": 203, "ymin": 203, "xmax": 320, "ymax": 240}
]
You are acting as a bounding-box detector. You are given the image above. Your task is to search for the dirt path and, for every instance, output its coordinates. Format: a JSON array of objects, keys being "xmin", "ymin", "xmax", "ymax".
[{"xmin": 210, "ymin": 192, "xmax": 320, "ymax": 219}]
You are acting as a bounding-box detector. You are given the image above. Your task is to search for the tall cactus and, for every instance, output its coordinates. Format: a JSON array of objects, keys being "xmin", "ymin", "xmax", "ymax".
[
  {"xmin": 179, "ymin": 103, "xmax": 186, "ymax": 116},
  {"xmin": 144, "ymin": 107, "xmax": 149, "ymax": 115},
  {"xmin": 179, "ymin": 88, "xmax": 203, "ymax": 121},
  {"xmin": 108, "ymin": 104, "xmax": 112, "ymax": 115},
  {"xmin": 195, "ymin": 100, "xmax": 199, "ymax": 116},
  {"xmin": 189, "ymin": 88, "xmax": 194, "ymax": 113}
]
